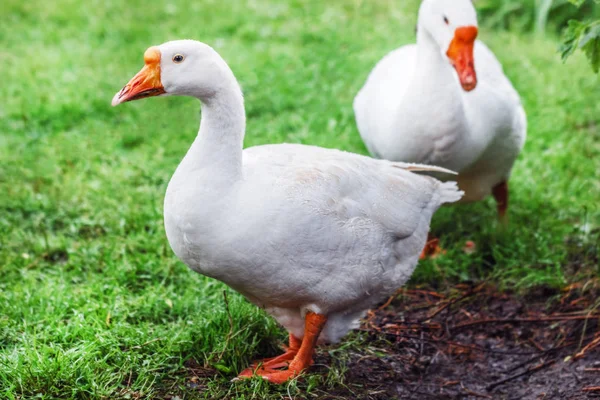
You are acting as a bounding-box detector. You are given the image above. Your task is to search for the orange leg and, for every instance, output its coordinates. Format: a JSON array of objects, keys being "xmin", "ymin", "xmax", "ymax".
[
  {"xmin": 492, "ymin": 180, "xmax": 508, "ymax": 223},
  {"xmin": 238, "ymin": 312, "xmax": 327, "ymax": 384},
  {"xmin": 237, "ymin": 333, "xmax": 302, "ymax": 378},
  {"xmin": 419, "ymin": 234, "xmax": 445, "ymax": 260}
]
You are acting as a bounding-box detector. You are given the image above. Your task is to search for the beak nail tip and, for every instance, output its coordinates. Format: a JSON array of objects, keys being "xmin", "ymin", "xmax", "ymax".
[{"xmin": 111, "ymin": 93, "xmax": 122, "ymax": 107}]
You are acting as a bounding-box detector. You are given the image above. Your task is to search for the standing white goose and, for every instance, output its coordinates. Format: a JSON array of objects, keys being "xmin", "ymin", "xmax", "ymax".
[
  {"xmin": 354, "ymin": 0, "xmax": 526, "ymax": 222},
  {"xmin": 112, "ymin": 40, "xmax": 463, "ymax": 384}
]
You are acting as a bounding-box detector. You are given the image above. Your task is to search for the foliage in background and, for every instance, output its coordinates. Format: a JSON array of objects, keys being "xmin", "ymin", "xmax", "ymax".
[
  {"xmin": 560, "ymin": 0, "xmax": 600, "ymax": 72},
  {"xmin": 476, "ymin": 0, "xmax": 600, "ymax": 72},
  {"xmin": 476, "ymin": 0, "xmax": 600, "ymax": 33}
]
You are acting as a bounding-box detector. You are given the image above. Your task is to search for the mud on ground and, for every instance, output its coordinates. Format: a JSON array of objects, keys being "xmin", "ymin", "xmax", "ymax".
[
  {"xmin": 175, "ymin": 282, "xmax": 600, "ymax": 400},
  {"xmin": 312, "ymin": 282, "xmax": 600, "ymax": 399}
]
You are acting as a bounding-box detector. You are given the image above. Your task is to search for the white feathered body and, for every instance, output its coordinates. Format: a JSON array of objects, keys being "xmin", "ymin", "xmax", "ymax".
[
  {"xmin": 354, "ymin": 40, "xmax": 526, "ymax": 202},
  {"xmin": 164, "ymin": 143, "xmax": 461, "ymax": 343}
]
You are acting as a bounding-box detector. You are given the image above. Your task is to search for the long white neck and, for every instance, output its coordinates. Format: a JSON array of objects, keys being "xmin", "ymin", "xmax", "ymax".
[
  {"xmin": 396, "ymin": 24, "xmax": 466, "ymax": 134},
  {"xmin": 414, "ymin": 25, "xmax": 458, "ymax": 92},
  {"xmin": 180, "ymin": 78, "xmax": 245, "ymax": 180},
  {"xmin": 391, "ymin": 24, "xmax": 478, "ymax": 171}
]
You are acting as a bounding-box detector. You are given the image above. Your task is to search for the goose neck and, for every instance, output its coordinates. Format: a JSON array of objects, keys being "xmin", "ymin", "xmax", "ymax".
[
  {"xmin": 183, "ymin": 84, "xmax": 246, "ymax": 179},
  {"xmin": 415, "ymin": 26, "xmax": 453, "ymax": 82}
]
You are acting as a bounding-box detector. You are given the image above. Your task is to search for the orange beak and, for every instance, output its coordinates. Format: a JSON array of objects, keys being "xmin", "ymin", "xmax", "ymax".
[
  {"xmin": 112, "ymin": 47, "xmax": 165, "ymax": 106},
  {"xmin": 446, "ymin": 26, "xmax": 478, "ymax": 92}
]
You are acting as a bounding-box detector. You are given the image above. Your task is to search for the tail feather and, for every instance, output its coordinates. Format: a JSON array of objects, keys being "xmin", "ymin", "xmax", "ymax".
[
  {"xmin": 392, "ymin": 162, "xmax": 458, "ymax": 176},
  {"xmin": 437, "ymin": 181, "xmax": 464, "ymax": 205}
]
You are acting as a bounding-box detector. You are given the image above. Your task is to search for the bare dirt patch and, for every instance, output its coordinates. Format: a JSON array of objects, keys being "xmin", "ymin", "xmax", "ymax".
[
  {"xmin": 314, "ymin": 282, "xmax": 600, "ymax": 399},
  {"xmin": 171, "ymin": 282, "xmax": 600, "ymax": 399}
]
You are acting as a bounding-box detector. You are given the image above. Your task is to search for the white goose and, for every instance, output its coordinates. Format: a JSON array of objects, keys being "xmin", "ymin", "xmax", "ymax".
[
  {"xmin": 354, "ymin": 0, "xmax": 526, "ymax": 222},
  {"xmin": 112, "ymin": 40, "xmax": 463, "ymax": 384}
]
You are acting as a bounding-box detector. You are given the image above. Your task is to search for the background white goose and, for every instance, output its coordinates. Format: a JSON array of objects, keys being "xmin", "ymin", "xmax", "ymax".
[
  {"xmin": 354, "ymin": 0, "xmax": 526, "ymax": 221},
  {"xmin": 112, "ymin": 40, "xmax": 463, "ymax": 384}
]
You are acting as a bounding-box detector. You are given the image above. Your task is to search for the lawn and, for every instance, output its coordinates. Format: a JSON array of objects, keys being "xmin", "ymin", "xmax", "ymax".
[{"xmin": 0, "ymin": 0, "xmax": 599, "ymax": 398}]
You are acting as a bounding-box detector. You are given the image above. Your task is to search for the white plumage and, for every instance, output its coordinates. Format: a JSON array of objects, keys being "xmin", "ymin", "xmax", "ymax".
[
  {"xmin": 167, "ymin": 142, "xmax": 461, "ymax": 343},
  {"xmin": 354, "ymin": 0, "xmax": 526, "ymax": 204},
  {"xmin": 112, "ymin": 39, "xmax": 462, "ymax": 381}
]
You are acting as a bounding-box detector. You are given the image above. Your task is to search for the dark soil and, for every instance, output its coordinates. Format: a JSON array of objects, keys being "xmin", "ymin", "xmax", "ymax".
[
  {"xmin": 173, "ymin": 282, "xmax": 600, "ymax": 400},
  {"xmin": 314, "ymin": 282, "xmax": 600, "ymax": 400}
]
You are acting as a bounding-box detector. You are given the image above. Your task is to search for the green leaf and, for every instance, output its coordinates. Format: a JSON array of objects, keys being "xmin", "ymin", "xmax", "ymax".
[
  {"xmin": 560, "ymin": 19, "xmax": 600, "ymax": 72},
  {"xmin": 580, "ymin": 24, "xmax": 600, "ymax": 72},
  {"xmin": 560, "ymin": 19, "xmax": 587, "ymax": 60},
  {"xmin": 567, "ymin": 0, "xmax": 586, "ymax": 6},
  {"xmin": 579, "ymin": 23, "xmax": 600, "ymax": 47}
]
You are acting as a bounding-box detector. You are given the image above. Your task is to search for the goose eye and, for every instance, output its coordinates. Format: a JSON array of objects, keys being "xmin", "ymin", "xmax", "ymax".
[
  {"xmin": 172, "ymin": 54, "xmax": 184, "ymax": 63},
  {"xmin": 443, "ymin": 16, "xmax": 449, "ymax": 25}
]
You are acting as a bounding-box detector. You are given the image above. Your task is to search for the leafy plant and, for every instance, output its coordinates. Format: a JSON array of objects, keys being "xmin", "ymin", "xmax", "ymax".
[
  {"xmin": 560, "ymin": 0, "xmax": 600, "ymax": 72},
  {"xmin": 476, "ymin": 0, "xmax": 599, "ymax": 33}
]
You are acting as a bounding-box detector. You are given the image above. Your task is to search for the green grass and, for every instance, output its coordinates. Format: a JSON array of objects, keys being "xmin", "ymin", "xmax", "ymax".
[{"xmin": 1, "ymin": 0, "xmax": 599, "ymax": 398}]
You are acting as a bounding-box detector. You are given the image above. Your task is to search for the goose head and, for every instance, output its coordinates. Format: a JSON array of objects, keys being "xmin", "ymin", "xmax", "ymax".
[
  {"xmin": 112, "ymin": 40, "xmax": 234, "ymax": 106},
  {"xmin": 419, "ymin": 0, "xmax": 478, "ymax": 92}
]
